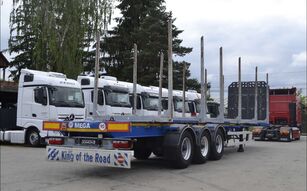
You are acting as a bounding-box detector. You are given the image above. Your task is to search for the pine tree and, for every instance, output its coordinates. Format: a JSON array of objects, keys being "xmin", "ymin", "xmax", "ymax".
[
  {"xmin": 9, "ymin": 0, "xmax": 113, "ymax": 80},
  {"xmin": 101, "ymin": 0, "xmax": 193, "ymax": 89}
]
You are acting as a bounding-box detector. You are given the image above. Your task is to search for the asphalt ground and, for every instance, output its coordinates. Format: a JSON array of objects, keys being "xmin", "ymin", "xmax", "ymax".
[{"xmin": 1, "ymin": 137, "xmax": 306, "ymax": 191}]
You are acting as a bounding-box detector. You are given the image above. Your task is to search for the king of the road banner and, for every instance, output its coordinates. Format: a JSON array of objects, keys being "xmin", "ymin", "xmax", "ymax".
[{"xmin": 47, "ymin": 146, "xmax": 133, "ymax": 169}]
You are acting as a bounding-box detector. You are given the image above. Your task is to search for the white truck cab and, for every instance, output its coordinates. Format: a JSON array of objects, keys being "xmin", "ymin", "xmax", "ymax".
[
  {"xmin": 117, "ymin": 82, "xmax": 166, "ymax": 116},
  {"xmin": 172, "ymin": 90, "xmax": 196, "ymax": 117},
  {"xmin": 2, "ymin": 69, "xmax": 86, "ymax": 146},
  {"xmin": 77, "ymin": 76, "xmax": 132, "ymax": 117}
]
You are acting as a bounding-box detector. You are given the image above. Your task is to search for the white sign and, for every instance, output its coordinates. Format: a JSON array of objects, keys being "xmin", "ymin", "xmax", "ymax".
[{"xmin": 47, "ymin": 146, "xmax": 133, "ymax": 169}]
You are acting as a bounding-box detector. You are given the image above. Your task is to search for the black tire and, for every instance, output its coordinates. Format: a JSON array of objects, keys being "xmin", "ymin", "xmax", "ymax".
[
  {"xmin": 193, "ymin": 130, "xmax": 211, "ymax": 164},
  {"xmin": 134, "ymin": 148, "xmax": 152, "ymax": 160},
  {"xmin": 210, "ymin": 129, "xmax": 224, "ymax": 160},
  {"xmin": 259, "ymin": 132, "xmax": 265, "ymax": 141},
  {"xmin": 26, "ymin": 128, "xmax": 41, "ymax": 146},
  {"xmin": 173, "ymin": 131, "xmax": 194, "ymax": 169}
]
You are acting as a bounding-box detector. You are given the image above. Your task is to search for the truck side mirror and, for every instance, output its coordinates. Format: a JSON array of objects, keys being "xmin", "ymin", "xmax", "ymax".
[
  {"xmin": 91, "ymin": 90, "xmax": 104, "ymax": 105},
  {"xmin": 162, "ymin": 100, "xmax": 168, "ymax": 110},
  {"xmin": 34, "ymin": 87, "xmax": 47, "ymax": 106},
  {"xmin": 98, "ymin": 90, "xmax": 104, "ymax": 105}
]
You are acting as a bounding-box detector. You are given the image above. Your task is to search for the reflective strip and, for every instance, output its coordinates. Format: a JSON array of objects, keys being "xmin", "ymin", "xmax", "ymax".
[
  {"xmin": 43, "ymin": 122, "xmax": 61, "ymax": 131},
  {"xmin": 107, "ymin": 122, "xmax": 130, "ymax": 132}
]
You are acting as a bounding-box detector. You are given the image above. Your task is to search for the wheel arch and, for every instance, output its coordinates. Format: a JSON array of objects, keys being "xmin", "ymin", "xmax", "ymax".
[
  {"xmin": 191, "ymin": 125, "xmax": 212, "ymax": 147},
  {"xmin": 25, "ymin": 126, "xmax": 40, "ymax": 139},
  {"xmin": 163, "ymin": 124, "xmax": 197, "ymax": 160}
]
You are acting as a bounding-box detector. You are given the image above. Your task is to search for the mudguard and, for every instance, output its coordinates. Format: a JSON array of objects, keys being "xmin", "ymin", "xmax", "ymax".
[
  {"xmin": 163, "ymin": 124, "xmax": 196, "ymax": 160},
  {"xmin": 205, "ymin": 123, "xmax": 226, "ymax": 142},
  {"xmin": 162, "ymin": 124, "xmax": 213, "ymax": 160}
]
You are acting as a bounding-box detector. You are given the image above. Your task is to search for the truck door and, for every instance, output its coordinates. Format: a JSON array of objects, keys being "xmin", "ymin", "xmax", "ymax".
[
  {"xmin": 32, "ymin": 86, "xmax": 49, "ymax": 121},
  {"xmin": 289, "ymin": 103, "xmax": 296, "ymax": 126}
]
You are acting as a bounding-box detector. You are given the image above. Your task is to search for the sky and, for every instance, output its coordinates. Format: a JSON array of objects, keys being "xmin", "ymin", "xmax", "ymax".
[{"xmin": 0, "ymin": 0, "xmax": 306, "ymax": 98}]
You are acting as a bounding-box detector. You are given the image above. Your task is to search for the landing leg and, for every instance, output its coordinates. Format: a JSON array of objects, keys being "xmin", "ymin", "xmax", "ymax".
[{"xmin": 237, "ymin": 134, "xmax": 244, "ymax": 152}]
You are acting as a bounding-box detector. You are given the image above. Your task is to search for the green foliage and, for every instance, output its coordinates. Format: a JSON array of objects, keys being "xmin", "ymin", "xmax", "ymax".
[
  {"xmin": 101, "ymin": 0, "xmax": 193, "ymax": 89},
  {"xmin": 9, "ymin": 0, "xmax": 113, "ymax": 80}
]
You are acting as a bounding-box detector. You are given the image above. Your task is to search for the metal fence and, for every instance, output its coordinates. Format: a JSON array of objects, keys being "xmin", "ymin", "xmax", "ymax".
[{"xmin": 227, "ymin": 81, "xmax": 267, "ymax": 120}]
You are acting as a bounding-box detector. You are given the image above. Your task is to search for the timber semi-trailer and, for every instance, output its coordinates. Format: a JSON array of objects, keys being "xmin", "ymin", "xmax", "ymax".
[
  {"xmin": 44, "ymin": 117, "xmax": 253, "ymax": 169},
  {"xmin": 44, "ymin": 34, "xmax": 269, "ymax": 169}
]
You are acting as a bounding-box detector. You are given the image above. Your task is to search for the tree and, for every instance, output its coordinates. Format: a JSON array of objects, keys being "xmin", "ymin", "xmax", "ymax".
[
  {"xmin": 9, "ymin": 0, "xmax": 113, "ymax": 80},
  {"xmin": 101, "ymin": 0, "xmax": 192, "ymax": 88}
]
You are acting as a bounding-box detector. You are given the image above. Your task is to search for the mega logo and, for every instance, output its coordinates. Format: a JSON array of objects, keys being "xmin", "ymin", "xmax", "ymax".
[{"xmin": 73, "ymin": 122, "xmax": 91, "ymax": 128}]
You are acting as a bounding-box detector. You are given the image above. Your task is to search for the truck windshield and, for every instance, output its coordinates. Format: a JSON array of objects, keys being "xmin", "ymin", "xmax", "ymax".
[
  {"xmin": 48, "ymin": 86, "xmax": 84, "ymax": 108},
  {"xmin": 143, "ymin": 96, "xmax": 159, "ymax": 110},
  {"xmin": 174, "ymin": 100, "xmax": 191, "ymax": 113},
  {"xmin": 105, "ymin": 91, "xmax": 131, "ymax": 107}
]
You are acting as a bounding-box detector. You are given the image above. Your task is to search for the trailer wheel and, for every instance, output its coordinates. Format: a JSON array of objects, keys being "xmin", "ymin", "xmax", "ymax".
[
  {"xmin": 210, "ymin": 129, "xmax": 224, "ymax": 160},
  {"xmin": 173, "ymin": 131, "xmax": 194, "ymax": 169},
  {"xmin": 134, "ymin": 148, "xmax": 152, "ymax": 160},
  {"xmin": 193, "ymin": 130, "xmax": 210, "ymax": 164},
  {"xmin": 26, "ymin": 128, "xmax": 41, "ymax": 146}
]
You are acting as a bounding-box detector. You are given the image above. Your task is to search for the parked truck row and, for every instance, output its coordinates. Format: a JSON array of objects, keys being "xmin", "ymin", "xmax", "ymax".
[{"xmin": 0, "ymin": 69, "xmax": 220, "ymax": 146}]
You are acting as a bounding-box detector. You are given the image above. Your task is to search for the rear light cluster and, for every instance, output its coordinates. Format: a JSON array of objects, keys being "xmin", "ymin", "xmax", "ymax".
[
  {"xmin": 112, "ymin": 140, "xmax": 132, "ymax": 149},
  {"xmin": 48, "ymin": 138, "xmax": 64, "ymax": 145}
]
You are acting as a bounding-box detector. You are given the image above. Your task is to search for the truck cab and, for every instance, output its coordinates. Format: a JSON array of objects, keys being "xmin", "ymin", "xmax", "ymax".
[
  {"xmin": 117, "ymin": 83, "xmax": 167, "ymax": 116},
  {"xmin": 17, "ymin": 69, "xmax": 86, "ymax": 145},
  {"xmin": 78, "ymin": 76, "xmax": 132, "ymax": 117}
]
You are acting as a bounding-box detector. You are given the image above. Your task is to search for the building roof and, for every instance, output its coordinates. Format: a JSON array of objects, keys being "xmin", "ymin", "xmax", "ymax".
[{"xmin": 0, "ymin": 52, "xmax": 10, "ymax": 68}]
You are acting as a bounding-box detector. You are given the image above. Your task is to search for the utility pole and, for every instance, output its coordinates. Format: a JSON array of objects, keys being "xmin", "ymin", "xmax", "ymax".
[
  {"xmin": 167, "ymin": 16, "xmax": 173, "ymax": 119},
  {"xmin": 158, "ymin": 52, "xmax": 164, "ymax": 116},
  {"xmin": 219, "ymin": 47, "xmax": 224, "ymax": 121},
  {"xmin": 254, "ymin": 66, "xmax": 258, "ymax": 120},
  {"xmin": 200, "ymin": 36, "xmax": 206, "ymax": 122},
  {"xmin": 132, "ymin": 43, "xmax": 138, "ymax": 115},
  {"xmin": 266, "ymin": 73, "xmax": 269, "ymax": 123},
  {"xmin": 238, "ymin": 57, "xmax": 242, "ymax": 122},
  {"xmin": 93, "ymin": 30, "xmax": 100, "ymax": 119},
  {"xmin": 182, "ymin": 62, "xmax": 186, "ymax": 117}
]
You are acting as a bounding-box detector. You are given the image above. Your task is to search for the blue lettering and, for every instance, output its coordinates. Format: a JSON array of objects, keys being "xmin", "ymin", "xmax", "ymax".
[
  {"xmin": 61, "ymin": 151, "xmax": 74, "ymax": 161},
  {"xmin": 95, "ymin": 153, "xmax": 110, "ymax": 164},
  {"xmin": 83, "ymin": 153, "xmax": 93, "ymax": 162}
]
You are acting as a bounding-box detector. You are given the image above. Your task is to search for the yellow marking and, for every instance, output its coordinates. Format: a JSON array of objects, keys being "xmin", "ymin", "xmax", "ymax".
[
  {"xmin": 43, "ymin": 122, "xmax": 61, "ymax": 130},
  {"xmin": 66, "ymin": 128, "xmax": 102, "ymax": 133},
  {"xmin": 108, "ymin": 123, "xmax": 130, "ymax": 132}
]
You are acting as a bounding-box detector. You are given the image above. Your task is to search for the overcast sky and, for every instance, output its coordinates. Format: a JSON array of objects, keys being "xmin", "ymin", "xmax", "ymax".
[{"xmin": 1, "ymin": 0, "xmax": 306, "ymax": 98}]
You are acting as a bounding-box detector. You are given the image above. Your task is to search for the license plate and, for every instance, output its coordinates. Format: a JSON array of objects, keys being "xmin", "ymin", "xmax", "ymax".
[{"xmin": 76, "ymin": 138, "xmax": 100, "ymax": 145}]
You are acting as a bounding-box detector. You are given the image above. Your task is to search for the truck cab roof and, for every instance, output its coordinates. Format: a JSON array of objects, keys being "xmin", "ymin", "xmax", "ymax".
[{"xmin": 20, "ymin": 69, "xmax": 80, "ymax": 88}]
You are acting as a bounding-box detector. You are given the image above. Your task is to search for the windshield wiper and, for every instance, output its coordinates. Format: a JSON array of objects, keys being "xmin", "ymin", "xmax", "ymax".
[
  {"xmin": 53, "ymin": 101, "xmax": 70, "ymax": 107},
  {"xmin": 69, "ymin": 100, "xmax": 84, "ymax": 107},
  {"xmin": 145, "ymin": 106, "xmax": 158, "ymax": 111}
]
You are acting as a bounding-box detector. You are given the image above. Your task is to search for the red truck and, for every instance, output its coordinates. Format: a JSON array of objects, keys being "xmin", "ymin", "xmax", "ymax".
[
  {"xmin": 269, "ymin": 88, "xmax": 302, "ymax": 127},
  {"xmin": 253, "ymin": 88, "xmax": 301, "ymax": 141}
]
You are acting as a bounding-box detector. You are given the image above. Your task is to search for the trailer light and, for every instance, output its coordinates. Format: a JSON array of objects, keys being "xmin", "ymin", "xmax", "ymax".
[
  {"xmin": 191, "ymin": 112, "xmax": 197, "ymax": 117},
  {"xmin": 280, "ymin": 130, "xmax": 289, "ymax": 136},
  {"xmin": 112, "ymin": 140, "xmax": 132, "ymax": 149},
  {"xmin": 48, "ymin": 138, "xmax": 64, "ymax": 145}
]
